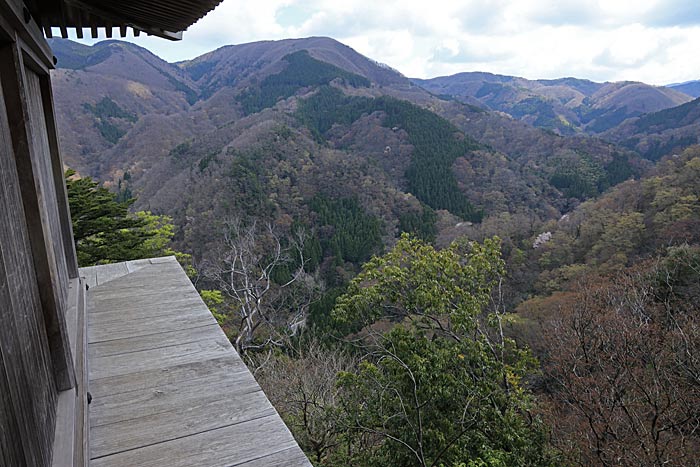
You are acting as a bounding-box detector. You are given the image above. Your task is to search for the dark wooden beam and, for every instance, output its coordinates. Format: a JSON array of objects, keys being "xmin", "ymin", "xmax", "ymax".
[{"xmin": 0, "ymin": 0, "xmax": 53, "ymax": 67}]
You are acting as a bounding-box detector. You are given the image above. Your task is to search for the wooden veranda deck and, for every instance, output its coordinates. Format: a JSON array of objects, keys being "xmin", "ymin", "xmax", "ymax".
[{"xmin": 80, "ymin": 257, "xmax": 311, "ymax": 467}]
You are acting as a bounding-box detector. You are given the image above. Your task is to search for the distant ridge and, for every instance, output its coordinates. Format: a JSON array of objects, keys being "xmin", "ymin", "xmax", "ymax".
[
  {"xmin": 668, "ymin": 80, "xmax": 700, "ymax": 98},
  {"xmin": 414, "ymin": 72, "xmax": 692, "ymax": 135}
]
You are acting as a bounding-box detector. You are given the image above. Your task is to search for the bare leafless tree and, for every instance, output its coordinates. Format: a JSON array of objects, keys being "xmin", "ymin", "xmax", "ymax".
[
  {"xmin": 204, "ymin": 218, "xmax": 320, "ymax": 358},
  {"xmin": 541, "ymin": 256, "xmax": 700, "ymax": 467},
  {"xmin": 256, "ymin": 338, "xmax": 356, "ymax": 465}
]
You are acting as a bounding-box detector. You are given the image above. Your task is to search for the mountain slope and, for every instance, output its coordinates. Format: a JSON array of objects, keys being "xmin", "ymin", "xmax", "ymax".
[
  {"xmin": 668, "ymin": 80, "xmax": 700, "ymax": 98},
  {"xmin": 50, "ymin": 37, "xmax": 647, "ymax": 272},
  {"xmin": 414, "ymin": 72, "xmax": 691, "ymax": 135},
  {"xmin": 602, "ymin": 97, "xmax": 700, "ymax": 160},
  {"xmin": 180, "ymin": 36, "xmax": 409, "ymax": 100}
]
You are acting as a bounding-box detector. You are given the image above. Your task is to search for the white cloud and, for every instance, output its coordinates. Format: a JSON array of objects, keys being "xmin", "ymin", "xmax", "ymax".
[{"xmin": 65, "ymin": 0, "xmax": 700, "ymax": 85}]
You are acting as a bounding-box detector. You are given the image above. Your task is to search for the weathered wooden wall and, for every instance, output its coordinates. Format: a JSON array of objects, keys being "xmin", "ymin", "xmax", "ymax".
[
  {"xmin": 0, "ymin": 65, "xmax": 58, "ymax": 467},
  {"xmin": 0, "ymin": 1, "xmax": 85, "ymax": 463}
]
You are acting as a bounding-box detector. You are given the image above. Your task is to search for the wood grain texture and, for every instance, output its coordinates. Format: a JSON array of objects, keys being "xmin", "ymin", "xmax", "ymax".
[
  {"xmin": 1, "ymin": 40, "xmax": 75, "ymax": 391},
  {"xmin": 0, "ymin": 63, "xmax": 57, "ymax": 466},
  {"xmin": 24, "ymin": 66, "xmax": 69, "ymax": 320},
  {"xmin": 38, "ymin": 72, "xmax": 79, "ymax": 279},
  {"xmin": 85, "ymin": 259, "xmax": 312, "ymax": 466},
  {"xmin": 90, "ymin": 415, "xmax": 307, "ymax": 467}
]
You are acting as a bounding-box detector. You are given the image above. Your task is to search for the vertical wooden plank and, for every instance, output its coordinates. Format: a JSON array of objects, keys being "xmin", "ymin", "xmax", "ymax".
[
  {"xmin": 38, "ymin": 51, "xmax": 78, "ymax": 279},
  {"xmin": 0, "ymin": 40, "xmax": 75, "ymax": 391},
  {"xmin": 0, "ymin": 302, "xmax": 26, "ymax": 467},
  {"xmin": 24, "ymin": 67, "xmax": 70, "ymax": 298}
]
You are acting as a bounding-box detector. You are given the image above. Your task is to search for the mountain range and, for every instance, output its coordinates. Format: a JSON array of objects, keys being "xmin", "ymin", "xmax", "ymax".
[
  {"xmin": 49, "ymin": 37, "xmax": 700, "ymax": 274},
  {"xmin": 414, "ymin": 72, "xmax": 692, "ymax": 135},
  {"xmin": 47, "ymin": 37, "xmax": 700, "ymax": 465}
]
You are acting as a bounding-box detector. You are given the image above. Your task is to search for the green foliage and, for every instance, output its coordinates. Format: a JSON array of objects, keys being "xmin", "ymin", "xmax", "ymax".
[
  {"xmin": 200, "ymin": 290, "xmax": 225, "ymax": 323},
  {"xmin": 475, "ymin": 82, "xmax": 505, "ymax": 98},
  {"xmin": 398, "ymin": 205, "xmax": 438, "ymax": 241},
  {"xmin": 307, "ymin": 286, "xmax": 347, "ymax": 335},
  {"xmin": 83, "ymin": 97, "xmax": 136, "ymax": 144},
  {"xmin": 583, "ymin": 106, "xmax": 636, "ymax": 133},
  {"xmin": 183, "ymin": 59, "xmax": 216, "ymax": 81},
  {"xmin": 226, "ymin": 152, "xmax": 275, "ymax": 217},
  {"xmin": 331, "ymin": 235, "xmax": 558, "ymax": 466},
  {"xmin": 296, "ymin": 86, "xmax": 376, "ymax": 138},
  {"xmin": 168, "ymin": 140, "xmax": 192, "ymax": 160},
  {"xmin": 600, "ymin": 152, "xmax": 638, "ymax": 189},
  {"xmin": 237, "ymin": 50, "xmax": 370, "ymax": 115},
  {"xmin": 83, "ymin": 97, "xmax": 137, "ymax": 122},
  {"xmin": 528, "ymin": 146, "xmax": 700, "ymax": 298},
  {"xmin": 93, "ymin": 120, "xmax": 126, "ymax": 144},
  {"xmin": 633, "ymin": 97, "xmax": 700, "ymax": 133},
  {"xmin": 509, "ymin": 96, "xmax": 566, "ymax": 132},
  {"xmin": 167, "ymin": 76, "xmax": 198, "ymax": 105},
  {"xmin": 134, "ymin": 211, "xmax": 175, "ymax": 253},
  {"xmin": 65, "ymin": 169, "xmax": 174, "ymax": 266},
  {"xmin": 310, "ymin": 196, "xmax": 383, "ymax": 265},
  {"xmin": 115, "ymin": 171, "xmax": 133, "ymax": 203},
  {"xmin": 548, "ymin": 154, "xmax": 604, "ymax": 198},
  {"xmin": 333, "ymin": 234, "xmax": 504, "ymax": 332},
  {"xmin": 298, "ymin": 87, "xmax": 483, "ymax": 220}
]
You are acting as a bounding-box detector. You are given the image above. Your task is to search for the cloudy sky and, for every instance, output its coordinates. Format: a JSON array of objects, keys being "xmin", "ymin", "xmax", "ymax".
[{"xmin": 69, "ymin": 0, "xmax": 700, "ymax": 84}]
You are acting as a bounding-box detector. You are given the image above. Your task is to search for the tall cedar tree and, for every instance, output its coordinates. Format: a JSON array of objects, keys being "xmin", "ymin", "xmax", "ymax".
[{"xmin": 66, "ymin": 169, "xmax": 156, "ymax": 266}]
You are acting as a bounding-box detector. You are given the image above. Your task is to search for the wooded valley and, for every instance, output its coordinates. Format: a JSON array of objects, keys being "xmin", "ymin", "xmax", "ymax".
[{"xmin": 53, "ymin": 37, "xmax": 700, "ymax": 466}]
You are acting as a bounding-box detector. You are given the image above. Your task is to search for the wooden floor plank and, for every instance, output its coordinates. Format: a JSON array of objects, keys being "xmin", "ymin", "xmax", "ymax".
[
  {"xmin": 87, "ymin": 300, "xmax": 209, "ymax": 327},
  {"xmin": 89, "ymin": 334, "xmax": 231, "ymax": 381},
  {"xmin": 90, "ymin": 368, "xmax": 257, "ymax": 427},
  {"xmin": 88, "ymin": 293, "xmax": 202, "ymax": 316},
  {"xmin": 88, "ymin": 324, "xmax": 222, "ymax": 359},
  {"xmin": 88, "ymin": 356, "xmax": 247, "ymax": 399},
  {"xmin": 237, "ymin": 446, "xmax": 314, "ymax": 467},
  {"xmin": 82, "ymin": 260, "xmax": 311, "ymax": 467},
  {"xmin": 94, "ymin": 262, "xmax": 130, "ymax": 285},
  {"xmin": 90, "ymin": 415, "xmax": 307, "ymax": 467},
  {"xmin": 89, "ymin": 279, "xmax": 196, "ymax": 299},
  {"xmin": 88, "ymin": 310, "xmax": 216, "ymax": 343},
  {"xmin": 91, "ymin": 389, "xmax": 276, "ymax": 458}
]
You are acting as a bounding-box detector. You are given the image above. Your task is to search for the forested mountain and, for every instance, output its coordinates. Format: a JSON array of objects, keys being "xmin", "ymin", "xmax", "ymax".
[
  {"xmin": 414, "ymin": 72, "xmax": 692, "ymax": 135},
  {"xmin": 602, "ymin": 96, "xmax": 700, "ymax": 160},
  {"xmin": 52, "ymin": 37, "xmax": 700, "ymax": 465},
  {"xmin": 50, "ymin": 37, "xmax": 646, "ymax": 229}
]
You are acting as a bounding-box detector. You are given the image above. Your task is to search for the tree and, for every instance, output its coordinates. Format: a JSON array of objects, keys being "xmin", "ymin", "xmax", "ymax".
[
  {"xmin": 331, "ymin": 234, "xmax": 558, "ymax": 467},
  {"xmin": 65, "ymin": 169, "xmax": 174, "ymax": 266},
  {"xmin": 256, "ymin": 338, "xmax": 356, "ymax": 466},
  {"xmin": 540, "ymin": 250, "xmax": 700, "ymax": 466},
  {"xmin": 203, "ymin": 219, "xmax": 319, "ymax": 359}
]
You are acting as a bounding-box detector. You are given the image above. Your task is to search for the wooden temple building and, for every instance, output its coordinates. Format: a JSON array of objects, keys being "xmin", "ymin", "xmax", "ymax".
[{"xmin": 0, "ymin": 0, "xmax": 311, "ymax": 465}]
